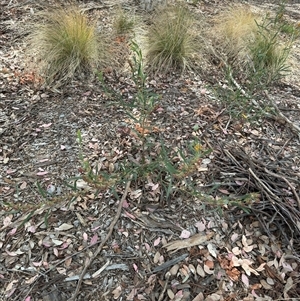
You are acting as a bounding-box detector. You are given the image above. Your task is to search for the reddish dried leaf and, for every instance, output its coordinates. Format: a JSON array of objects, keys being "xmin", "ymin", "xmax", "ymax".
[{"xmin": 226, "ymin": 267, "xmax": 240, "ymax": 281}]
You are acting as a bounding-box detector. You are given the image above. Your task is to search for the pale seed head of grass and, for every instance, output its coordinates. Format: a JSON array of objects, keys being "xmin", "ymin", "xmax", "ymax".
[{"xmin": 27, "ymin": 6, "xmax": 106, "ymax": 86}]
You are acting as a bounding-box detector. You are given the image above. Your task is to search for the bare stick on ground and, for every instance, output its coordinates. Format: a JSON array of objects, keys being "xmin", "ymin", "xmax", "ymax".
[{"xmin": 68, "ymin": 179, "xmax": 132, "ymax": 301}]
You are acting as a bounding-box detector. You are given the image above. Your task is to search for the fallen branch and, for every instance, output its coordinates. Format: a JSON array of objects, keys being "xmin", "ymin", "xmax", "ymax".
[{"xmin": 67, "ymin": 179, "xmax": 132, "ymax": 301}]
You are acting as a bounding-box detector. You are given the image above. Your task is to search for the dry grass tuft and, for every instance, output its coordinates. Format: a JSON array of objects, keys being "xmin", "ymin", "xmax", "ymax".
[
  {"xmin": 113, "ymin": 7, "xmax": 135, "ymax": 35},
  {"xmin": 145, "ymin": 4, "xmax": 200, "ymax": 74},
  {"xmin": 212, "ymin": 4, "xmax": 292, "ymax": 84},
  {"xmin": 212, "ymin": 5, "xmax": 261, "ymax": 64},
  {"xmin": 27, "ymin": 6, "xmax": 106, "ymax": 86}
]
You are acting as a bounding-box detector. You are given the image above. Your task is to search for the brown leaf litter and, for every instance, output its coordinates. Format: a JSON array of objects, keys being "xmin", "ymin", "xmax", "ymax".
[{"xmin": 1, "ymin": 0, "xmax": 300, "ymax": 300}]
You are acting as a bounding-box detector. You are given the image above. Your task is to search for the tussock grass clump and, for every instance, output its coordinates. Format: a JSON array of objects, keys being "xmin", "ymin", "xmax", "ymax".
[
  {"xmin": 212, "ymin": 4, "xmax": 292, "ymax": 84},
  {"xmin": 212, "ymin": 5, "xmax": 261, "ymax": 65},
  {"xmin": 27, "ymin": 6, "xmax": 106, "ymax": 86},
  {"xmin": 250, "ymin": 27, "xmax": 288, "ymax": 83},
  {"xmin": 146, "ymin": 5, "xmax": 199, "ymax": 73},
  {"xmin": 113, "ymin": 8, "xmax": 135, "ymax": 35}
]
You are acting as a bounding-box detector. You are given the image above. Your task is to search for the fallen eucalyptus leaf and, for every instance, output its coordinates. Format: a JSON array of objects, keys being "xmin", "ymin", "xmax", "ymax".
[{"xmin": 164, "ymin": 232, "xmax": 214, "ymax": 253}]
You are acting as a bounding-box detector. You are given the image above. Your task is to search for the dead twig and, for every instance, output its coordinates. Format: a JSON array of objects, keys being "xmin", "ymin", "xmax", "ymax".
[
  {"xmin": 248, "ymin": 168, "xmax": 280, "ymax": 203},
  {"xmin": 80, "ymin": 4, "xmax": 116, "ymax": 13},
  {"xmin": 67, "ymin": 179, "xmax": 132, "ymax": 301},
  {"xmin": 264, "ymin": 168, "xmax": 300, "ymax": 211},
  {"xmin": 158, "ymin": 272, "xmax": 170, "ymax": 301},
  {"xmin": 264, "ymin": 90, "xmax": 300, "ymax": 136}
]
